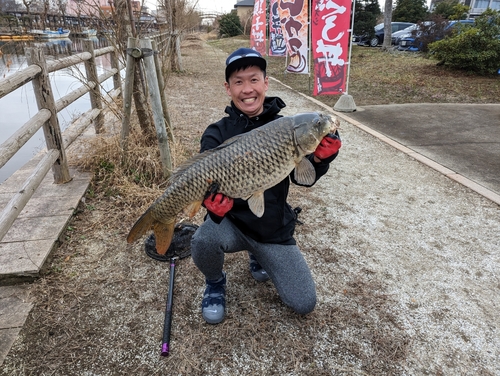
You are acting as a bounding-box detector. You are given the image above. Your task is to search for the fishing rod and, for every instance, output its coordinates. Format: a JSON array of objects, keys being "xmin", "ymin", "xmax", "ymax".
[
  {"xmin": 161, "ymin": 256, "xmax": 177, "ymax": 356},
  {"xmin": 144, "ymin": 223, "xmax": 197, "ymax": 357}
]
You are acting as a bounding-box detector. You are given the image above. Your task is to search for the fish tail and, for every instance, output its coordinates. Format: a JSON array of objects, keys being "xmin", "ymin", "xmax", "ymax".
[
  {"xmin": 153, "ymin": 221, "xmax": 175, "ymax": 255},
  {"xmin": 127, "ymin": 209, "xmax": 155, "ymax": 244},
  {"xmin": 127, "ymin": 210, "xmax": 176, "ymax": 255}
]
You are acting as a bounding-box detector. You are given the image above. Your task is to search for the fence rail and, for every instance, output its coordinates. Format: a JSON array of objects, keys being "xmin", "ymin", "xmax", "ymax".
[{"xmin": 0, "ymin": 41, "xmax": 122, "ymax": 242}]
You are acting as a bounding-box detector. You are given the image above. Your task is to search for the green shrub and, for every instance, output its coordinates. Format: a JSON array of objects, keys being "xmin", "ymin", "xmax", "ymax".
[
  {"xmin": 353, "ymin": 0, "xmax": 381, "ymax": 40},
  {"xmin": 428, "ymin": 10, "xmax": 500, "ymax": 75},
  {"xmin": 218, "ymin": 11, "xmax": 244, "ymax": 38}
]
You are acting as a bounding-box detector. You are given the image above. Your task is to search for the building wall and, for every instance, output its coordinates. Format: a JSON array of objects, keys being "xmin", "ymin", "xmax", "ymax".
[
  {"xmin": 430, "ymin": 0, "xmax": 500, "ymax": 17},
  {"xmin": 462, "ymin": 0, "xmax": 500, "ymax": 16},
  {"xmin": 237, "ymin": 6, "xmax": 253, "ymax": 21}
]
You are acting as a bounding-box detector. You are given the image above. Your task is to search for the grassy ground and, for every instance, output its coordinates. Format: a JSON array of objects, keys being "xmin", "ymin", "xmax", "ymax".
[{"xmin": 208, "ymin": 35, "xmax": 500, "ymax": 106}]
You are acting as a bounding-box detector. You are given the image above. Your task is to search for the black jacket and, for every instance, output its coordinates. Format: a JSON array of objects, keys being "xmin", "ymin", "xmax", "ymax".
[{"xmin": 200, "ymin": 97, "xmax": 338, "ymax": 245}]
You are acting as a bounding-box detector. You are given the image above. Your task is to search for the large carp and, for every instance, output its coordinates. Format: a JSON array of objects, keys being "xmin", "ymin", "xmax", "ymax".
[{"xmin": 127, "ymin": 112, "xmax": 336, "ymax": 254}]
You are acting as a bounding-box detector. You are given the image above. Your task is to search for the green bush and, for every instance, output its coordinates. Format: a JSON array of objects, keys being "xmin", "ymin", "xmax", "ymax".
[
  {"xmin": 218, "ymin": 11, "xmax": 244, "ymax": 38},
  {"xmin": 429, "ymin": 10, "xmax": 500, "ymax": 75},
  {"xmin": 353, "ymin": 0, "xmax": 381, "ymax": 39}
]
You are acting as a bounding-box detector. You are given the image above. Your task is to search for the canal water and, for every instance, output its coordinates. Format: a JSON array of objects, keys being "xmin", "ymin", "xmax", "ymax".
[{"xmin": 0, "ymin": 36, "xmax": 118, "ymax": 183}]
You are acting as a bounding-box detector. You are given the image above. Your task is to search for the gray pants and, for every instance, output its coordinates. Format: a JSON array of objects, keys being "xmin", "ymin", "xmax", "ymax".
[{"xmin": 191, "ymin": 217, "xmax": 316, "ymax": 315}]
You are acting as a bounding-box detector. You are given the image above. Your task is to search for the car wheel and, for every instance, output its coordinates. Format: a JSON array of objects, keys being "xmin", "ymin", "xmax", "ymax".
[{"xmin": 369, "ymin": 37, "xmax": 379, "ymax": 47}]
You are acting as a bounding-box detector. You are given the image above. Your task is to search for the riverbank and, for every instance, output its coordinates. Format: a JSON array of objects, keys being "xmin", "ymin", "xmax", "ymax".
[{"xmin": 1, "ymin": 34, "xmax": 499, "ymax": 375}]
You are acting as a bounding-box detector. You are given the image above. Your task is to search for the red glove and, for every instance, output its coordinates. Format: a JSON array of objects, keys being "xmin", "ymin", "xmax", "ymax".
[
  {"xmin": 203, "ymin": 193, "xmax": 233, "ymax": 217},
  {"xmin": 314, "ymin": 133, "xmax": 341, "ymax": 160}
]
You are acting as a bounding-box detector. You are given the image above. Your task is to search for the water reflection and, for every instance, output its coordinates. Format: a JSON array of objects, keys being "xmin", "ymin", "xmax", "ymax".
[
  {"xmin": 32, "ymin": 38, "xmax": 73, "ymax": 55},
  {"xmin": 0, "ymin": 36, "xmax": 117, "ymax": 183}
]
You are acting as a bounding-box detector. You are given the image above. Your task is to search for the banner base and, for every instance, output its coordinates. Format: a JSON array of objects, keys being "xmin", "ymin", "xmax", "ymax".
[{"xmin": 334, "ymin": 94, "xmax": 357, "ymax": 112}]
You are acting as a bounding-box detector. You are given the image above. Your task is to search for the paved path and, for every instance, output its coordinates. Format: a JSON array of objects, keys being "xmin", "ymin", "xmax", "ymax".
[{"xmin": 346, "ymin": 103, "xmax": 500, "ymax": 200}]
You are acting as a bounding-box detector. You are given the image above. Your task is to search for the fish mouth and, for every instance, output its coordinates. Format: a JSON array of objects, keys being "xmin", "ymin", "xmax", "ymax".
[{"xmin": 329, "ymin": 116, "xmax": 340, "ymax": 133}]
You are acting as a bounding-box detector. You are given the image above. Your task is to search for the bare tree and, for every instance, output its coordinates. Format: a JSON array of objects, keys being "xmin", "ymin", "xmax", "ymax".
[
  {"xmin": 113, "ymin": 0, "xmax": 155, "ymax": 139},
  {"xmin": 57, "ymin": 0, "xmax": 68, "ymax": 27},
  {"xmin": 21, "ymin": 0, "xmax": 34, "ymax": 21},
  {"xmin": 41, "ymin": 0, "xmax": 50, "ymax": 29},
  {"xmin": 21, "ymin": 0, "xmax": 44, "ymax": 28},
  {"xmin": 158, "ymin": 0, "xmax": 202, "ymax": 71},
  {"xmin": 0, "ymin": 0, "xmax": 21, "ymax": 13},
  {"xmin": 242, "ymin": 9, "xmax": 253, "ymax": 35},
  {"xmin": 382, "ymin": 0, "xmax": 393, "ymax": 50}
]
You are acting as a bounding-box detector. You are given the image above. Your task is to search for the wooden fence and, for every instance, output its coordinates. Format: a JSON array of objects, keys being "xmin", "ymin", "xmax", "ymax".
[
  {"xmin": 120, "ymin": 33, "xmax": 176, "ymax": 176},
  {"xmin": 0, "ymin": 40, "xmax": 122, "ymax": 242}
]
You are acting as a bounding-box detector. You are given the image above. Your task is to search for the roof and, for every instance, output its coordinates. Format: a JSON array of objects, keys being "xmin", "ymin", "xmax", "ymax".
[{"xmin": 234, "ymin": 0, "xmax": 255, "ymax": 8}]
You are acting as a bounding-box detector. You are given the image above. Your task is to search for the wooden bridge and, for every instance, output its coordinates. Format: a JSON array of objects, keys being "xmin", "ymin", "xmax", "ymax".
[{"xmin": 0, "ymin": 33, "xmax": 172, "ymax": 365}]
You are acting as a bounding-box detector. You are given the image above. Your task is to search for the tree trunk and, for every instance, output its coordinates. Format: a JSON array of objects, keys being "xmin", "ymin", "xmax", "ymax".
[
  {"xmin": 382, "ymin": 0, "xmax": 393, "ymax": 51},
  {"xmin": 169, "ymin": 3, "xmax": 181, "ymax": 72},
  {"xmin": 115, "ymin": 0, "xmax": 154, "ymax": 139},
  {"xmin": 133, "ymin": 64, "xmax": 155, "ymax": 140}
]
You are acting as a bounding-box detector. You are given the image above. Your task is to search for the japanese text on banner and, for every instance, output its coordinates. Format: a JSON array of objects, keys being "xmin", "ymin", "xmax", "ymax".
[
  {"xmin": 278, "ymin": 0, "xmax": 309, "ymax": 74},
  {"xmin": 269, "ymin": 0, "xmax": 286, "ymax": 56},
  {"xmin": 250, "ymin": 0, "xmax": 267, "ymax": 55},
  {"xmin": 311, "ymin": 0, "xmax": 352, "ymax": 95}
]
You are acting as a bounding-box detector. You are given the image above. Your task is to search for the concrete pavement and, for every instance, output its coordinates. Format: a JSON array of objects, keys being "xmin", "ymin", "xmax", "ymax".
[{"xmin": 345, "ymin": 103, "xmax": 500, "ymax": 199}]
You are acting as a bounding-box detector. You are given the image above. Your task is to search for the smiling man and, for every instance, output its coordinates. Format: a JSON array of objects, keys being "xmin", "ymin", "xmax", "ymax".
[{"xmin": 191, "ymin": 47, "xmax": 342, "ymax": 324}]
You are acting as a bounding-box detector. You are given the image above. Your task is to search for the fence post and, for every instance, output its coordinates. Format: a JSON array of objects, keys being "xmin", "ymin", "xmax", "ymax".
[
  {"xmin": 83, "ymin": 39, "xmax": 104, "ymax": 133},
  {"xmin": 151, "ymin": 39, "xmax": 174, "ymax": 144},
  {"xmin": 175, "ymin": 31, "xmax": 183, "ymax": 71},
  {"xmin": 110, "ymin": 46, "xmax": 122, "ymax": 95},
  {"xmin": 25, "ymin": 47, "xmax": 71, "ymax": 184},
  {"xmin": 120, "ymin": 37, "xmax": 138, "ymax": 153},
  {"xmin": 139, "ymin": 37, "xmax": 172, "ymax": 178}
]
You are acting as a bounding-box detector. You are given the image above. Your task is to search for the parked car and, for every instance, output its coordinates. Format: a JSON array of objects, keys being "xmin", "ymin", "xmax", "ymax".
[
  {"xmin": 398, "ymin": 19, "xmax": 475, "ymax": 51},
  {"xmin": 358, "ymin": 22, "xmax": 415, "ymax": 47},
  {"xmin": 391, "ymin": 22, "xmax": 433, "ymax": 45}
]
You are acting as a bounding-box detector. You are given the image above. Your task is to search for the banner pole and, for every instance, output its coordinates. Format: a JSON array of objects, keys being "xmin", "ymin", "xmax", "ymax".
[
  {"xmin": 333, "ymin": 0, "xmax": 357, "ymax": 112},
  {"xmin": 308, "ymin": 0, "xmax": 312, "ymax": 91},
  {"xmin": 345, "ymin": 0, "xmax": 356, "ymax": 95}
]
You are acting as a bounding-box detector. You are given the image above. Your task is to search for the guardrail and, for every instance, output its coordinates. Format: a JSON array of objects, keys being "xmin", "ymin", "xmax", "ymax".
[{"xmin": 0, "ymin": 40, "xmax": 122, "ymax": 241}]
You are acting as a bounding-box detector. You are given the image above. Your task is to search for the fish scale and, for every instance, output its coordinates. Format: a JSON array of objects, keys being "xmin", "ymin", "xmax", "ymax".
[{"xmin": 127, "ymin": 112, "xmax": 334, "ymax": 254}]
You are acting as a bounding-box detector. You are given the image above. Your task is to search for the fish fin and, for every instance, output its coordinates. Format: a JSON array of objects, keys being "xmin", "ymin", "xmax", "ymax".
[
  {"xmin": 294, "ymin": 157, "xmax": 316, "ymax": 185},
  {"xmin": 153, "ymin": 221, "xmax": 176, "ymax": 255},
  {"xmin": 186, "ymin": 200, "xmax": 203, "ymax": 218},
  {"xmin": 127, "ymin": 209, "xmax": 154, "ymax": 243},
  {"xmin": 247, "ymin": 191, "xmax": 265, "ymax": 218}
]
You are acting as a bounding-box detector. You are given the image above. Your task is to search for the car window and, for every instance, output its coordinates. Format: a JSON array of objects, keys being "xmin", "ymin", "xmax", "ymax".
[{"xmin": 374, "ymin": 23, "xmax": 384, "ymax": 31}]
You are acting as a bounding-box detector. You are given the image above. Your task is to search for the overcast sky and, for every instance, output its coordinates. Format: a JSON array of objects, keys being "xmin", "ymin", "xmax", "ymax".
[{"xmin": 193, "ymin": 0, "xmax": 433, "ymax": 15}]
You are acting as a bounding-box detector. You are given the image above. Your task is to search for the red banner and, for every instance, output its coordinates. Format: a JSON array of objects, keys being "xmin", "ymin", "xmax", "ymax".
[
  {"xmin": 250, "ymin": 0, "xmax": 267, "ymax": 55},
  {"xmin": 311, "ymin": 0, "xmax": 352, "ymax": 95},
  {"xmin": 278, "ymin": 0, "xmax": 309, "ymax": 74},
  {"xmin": 269, "ymin": 0, "xmax": 286, "ymax": 56}
]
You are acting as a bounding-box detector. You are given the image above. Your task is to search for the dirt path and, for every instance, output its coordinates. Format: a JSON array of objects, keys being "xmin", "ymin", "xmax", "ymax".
[{"xmin": 1, "ymin": 35, "xmax": 499, "ymax": 376}]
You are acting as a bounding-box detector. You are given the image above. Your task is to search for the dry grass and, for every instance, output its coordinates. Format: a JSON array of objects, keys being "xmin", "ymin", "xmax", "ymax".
[
  {"xmin": 209, "ymin": 36, "xmax": 500, "ymax": 107},
  {"xmin": 1, "ymin": 33, "xmax": 499, "ymax": 375}
]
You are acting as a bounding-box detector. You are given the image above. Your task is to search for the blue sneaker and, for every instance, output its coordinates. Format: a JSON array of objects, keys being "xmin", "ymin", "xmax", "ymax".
[
  {"xmin": 249, "ymin": 252, "xmax": 269, "ymax": 282},
  {"xmin": 201, "ymin": 272, "xmax": 226, "ymax": 324}
]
